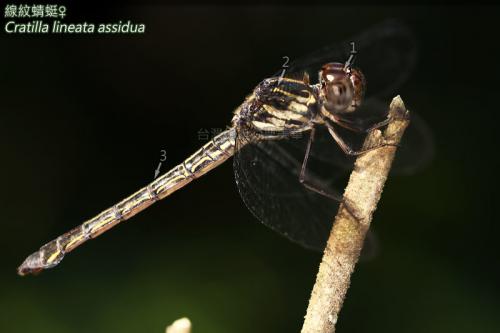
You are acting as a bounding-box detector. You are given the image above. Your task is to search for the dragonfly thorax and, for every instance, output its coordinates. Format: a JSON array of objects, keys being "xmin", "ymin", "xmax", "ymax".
[
  {"xmin": 319, "ymin": 62, "xmax": 366, "ymax": 116},
  {"xmin": 234, "ymin": 77, "xmax": 317, "ymax": 138}
]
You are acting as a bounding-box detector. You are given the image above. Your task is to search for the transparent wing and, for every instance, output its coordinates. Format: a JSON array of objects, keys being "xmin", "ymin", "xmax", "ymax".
[
  {"xmin": 310, "ymin": 100, "xmax": 435, "ymax": 175},
  {"xmin": 392, "ymin": 110, "xmax": 435, "ymax": 175},
  {"xmin": 234, "ymin": 126, "xmax": 350, "ymax": 251},
  {"xmin": 233, "ymin": 112, "xmax": 433, "ymax": 251},
  {"xmin": 275, "ymin": 19, "xmax": 431, "ymax": 169},
  {"xmin": 275, "ymin": 19, "xmax": 417, "ymax": 101},
  {"xmin": 233, "ymin": 20, "xmax": 429, "ymax": 250},
  {"xmin": 283, "ymin": 20, "xmax": 431, "ymax": 173}
]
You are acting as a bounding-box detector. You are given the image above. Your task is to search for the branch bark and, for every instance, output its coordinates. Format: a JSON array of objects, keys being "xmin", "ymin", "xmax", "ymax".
[{"xmin": 301, "ymin": 96, "xmax": 410, "ymax": 333}]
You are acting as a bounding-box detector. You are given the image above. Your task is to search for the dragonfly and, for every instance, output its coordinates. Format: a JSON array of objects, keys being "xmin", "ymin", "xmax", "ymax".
[{"xmin": 18, "ymin": 20, "xmax": 432, "ymax": 276}]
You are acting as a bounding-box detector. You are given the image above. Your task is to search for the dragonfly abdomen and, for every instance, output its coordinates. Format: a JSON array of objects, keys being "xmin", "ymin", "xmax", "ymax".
[{"xmin": 17, "ymin": 128, "xmax": 237, "ymax": 276}]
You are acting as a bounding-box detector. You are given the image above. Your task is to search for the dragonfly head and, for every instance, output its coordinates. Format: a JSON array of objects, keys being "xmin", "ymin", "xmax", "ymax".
[{"xmin": 319, "ymin": 62, "xmax": 366, "ymax": 114}]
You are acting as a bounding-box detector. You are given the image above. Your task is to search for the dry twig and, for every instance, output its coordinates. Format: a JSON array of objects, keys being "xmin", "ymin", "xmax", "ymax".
[
  {"xmin": 301, "ymin": 96, "xmax": 410, "ymax": 333},
  {"xmin": 166, "ymin": 317, "xmax": 192, "ymax": 333}
]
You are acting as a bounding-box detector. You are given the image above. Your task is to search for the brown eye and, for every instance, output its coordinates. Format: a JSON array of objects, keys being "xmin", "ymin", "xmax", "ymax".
[
  {"xmin": 319, "ymin": 63, "xmax": 354, "ymax": 113},
  {"xmin": 348, "ymin": 68, "xmax": 366, "ymax": 111}
]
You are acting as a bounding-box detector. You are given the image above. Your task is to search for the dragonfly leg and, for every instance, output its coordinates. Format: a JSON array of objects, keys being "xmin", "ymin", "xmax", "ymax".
[
  {"xmin": 330, "ymin": 110, "xmax": 391, "ymax": 133},
  {"xmin": 340, "ymin": 117, "xmax": 391, "ymax": 133},
  {"xmin": 364, "ymin": 117, "xmax": 392, "ymax": 132},
  {"xmin": 326, "ymin": 121, "xmax": 398, "ymax": 156},
  {"xmin": 298, "ymin": 127, "xmax": 362, "ymax": 220},
  {"xmin": 299, "ymin": 127, "xmax": 340, "ymax": 201}
]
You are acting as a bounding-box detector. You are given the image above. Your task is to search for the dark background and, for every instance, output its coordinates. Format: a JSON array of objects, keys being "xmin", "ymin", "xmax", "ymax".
[{"xmin": 1, "ymin": 4, "xmax": 498, "ymax": 333}]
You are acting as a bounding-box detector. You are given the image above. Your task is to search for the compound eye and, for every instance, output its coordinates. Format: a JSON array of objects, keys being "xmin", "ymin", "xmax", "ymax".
[
  {"xmin": 320, "ymin": 63, "xmax": 354, "ymax": 113},
  {"xmin": 323, "ymin": 80, "xmax": 354, "ymax": 112},
  {"xmin": 348, "ymin": 68, "xmax": 366, "ymax": 111}
]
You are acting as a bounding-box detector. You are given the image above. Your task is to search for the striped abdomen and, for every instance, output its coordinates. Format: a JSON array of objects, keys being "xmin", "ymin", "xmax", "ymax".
[{"xmin": 18, "ymin": 128, "xmax": 237, "ymax": 275}]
